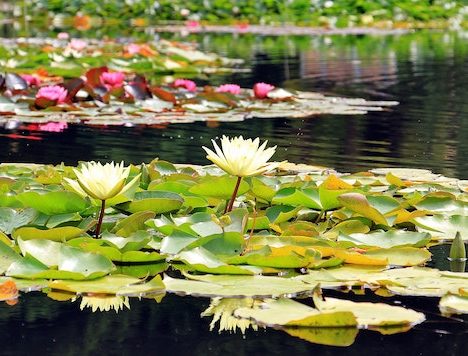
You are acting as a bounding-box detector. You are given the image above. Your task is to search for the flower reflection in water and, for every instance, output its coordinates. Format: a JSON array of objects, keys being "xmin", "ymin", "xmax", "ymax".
[{"xmin": 78, "ymin": 295, "xmax": 130, "ymax": 313}]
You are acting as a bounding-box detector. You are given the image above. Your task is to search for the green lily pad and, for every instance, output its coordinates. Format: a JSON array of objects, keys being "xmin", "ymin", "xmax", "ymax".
[
  {"xmin": 121, "ymin": 250, "xmax": 166, "ymax": 263},
  {"xmin": 17, "ymin": 238, "xmax": 62, "ymax": 267},
  {"xmin": 364, "ymin": 247, "xmax": 432, "ymax": 266},
  {"xmin": 338, "ymin": 193, "xmax": 388, "ymax": 225},
  {"xmin": 16, "ymin": 191, "xmax": 88, "ymax": 215},
  {"xmin": 176, "ymin": 248, "xmax": 259, "ymax": 275},
  {"xmin": 6, "ymin": 244, "xmax": 114, "ymax": 280},
  {"xmin": 165, "ymin": 273, "xmax": 316, "ymax": 297},
  {"xmin": 116, "ymin": 191, "xmax": 183, "ymax": 214},
  {"xmin": 0, "ymin": 240, "xmax": 21, "ymax": 274},
  {"xmin": 413, "ymin": 215, "xmax": 468, "ymax": 240},
  {"xmin": 337, "ymin": 230, "xmax": 431, "ymax": 248},
  {"xmin": 49, "ymin": 274, "xmax": 165, "ymax": 296},
  {"xmin": 12, "ymin": 226, "xmax": 86, "ymax": 242},
  {"xmin": 111, "ymin": 210, "xmax": 156, "ymax": 237},
  {"xmin": 234, "ymin": 298, "xmax": 357, "ymax": 327},
  {"xmin": 116, "ymin": 262, "xmax": 169, "ymax": 278},
  {"xmin": 414, "ymin": 196, "xmax": 468, "ymax": 216},
  {"xmin": 0, "ymin": 207, "xmax": 37, "ymax": 234},
  {"xmin": 189, "ymin": 175, "xmax": 250, "ymax": 199},
  {"xmin": 273, "ymin": 188, "xmax": 322, "ymax": 210}
]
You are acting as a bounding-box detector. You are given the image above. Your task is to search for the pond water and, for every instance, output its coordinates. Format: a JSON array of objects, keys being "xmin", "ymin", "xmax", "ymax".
[
  {"xmin": 1, "ymin": 30, "xmax": 468, "ymax": 355},
  {"xmin": 2, "ymin": 30, "xmax": 468, "ymax": 179}
]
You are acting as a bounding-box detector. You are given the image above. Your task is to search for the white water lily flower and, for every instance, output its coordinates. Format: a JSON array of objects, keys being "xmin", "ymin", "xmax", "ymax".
[
  {"xmin": 65, "ymin": 161, "xmax": 131, "ymax": 200},
  {"xmin": 202, "ymin": 135, "xmax": 277, "ymax": 177},
  {"xmin": 80, "ymin": 295, "xmax": 130, "ymax": 313}
]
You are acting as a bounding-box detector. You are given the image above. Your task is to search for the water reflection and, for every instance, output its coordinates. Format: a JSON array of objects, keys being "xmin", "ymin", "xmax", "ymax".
[{"xmin": 0, "ymin": 291, "xmax": 466, "ymax": 355}]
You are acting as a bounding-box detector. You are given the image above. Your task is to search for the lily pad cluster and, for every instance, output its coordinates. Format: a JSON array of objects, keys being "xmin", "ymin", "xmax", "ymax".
[
  {"xmin": 0, "ymin": 37, "xmax": 398, "ymax": 126},
  {"xmin": 0, "ymin": 37, "xmax": 242, "ymax": 78},
  {"xmin": 0, "ymin": 160, "xmax": 467, "ymax": 346},
  {"xmin": 0, "ymin": 72, "xmax": 398, "ymax": 127}
]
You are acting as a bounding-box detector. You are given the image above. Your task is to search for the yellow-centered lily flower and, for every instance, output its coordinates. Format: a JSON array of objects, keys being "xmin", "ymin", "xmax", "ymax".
[
  {"xmin": 202, "ymin": 135, "xmax": 277, "ymax": 177},
  {"xmin": 65, "ymin": 161, "xmax": 131, "ymax": 201}
]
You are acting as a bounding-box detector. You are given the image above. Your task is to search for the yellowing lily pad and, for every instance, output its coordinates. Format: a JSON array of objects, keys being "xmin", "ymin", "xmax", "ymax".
[
  {"xmin": 234, "ymin": 298, "xmax": 357, "ymax": 327},
  {"xmin": 313, "ymin": 294, "xmax": 425, "ymax": 327},
  {"xmin": 439, "ymin": 294, "xmax": 468, "ymax": 315}
]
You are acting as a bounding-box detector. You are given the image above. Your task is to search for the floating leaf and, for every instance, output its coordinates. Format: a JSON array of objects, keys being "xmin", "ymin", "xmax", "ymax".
[
  {"xmin": 12, "ymin": 226, "xmax": 86, "ymax": 242},
  {"xmin": 273, "ymin": 188, "xmax": 321, "ymax": 210},
  {"xmin": 189, "ymin": 175, "xmax": 250, "ymax": 199},
  {"xmin": 101, "ymin": 231, "xmax": 151, "ymax": 252},
  {"xmin": 338, "ymin": 193, "xmax": 388, "ymax": 225},
  {"xmin": 413, "ymin": 215, "xmax": 468, "ymax": 240},
  {"xmin": 337, "ymin": 231, "xmax": 431, "ymax": 248},
  {"xmin": 439, "ymin": 294, "xmax": 468, "ymax": 315},
  {"xmin": 111, "ymin": 210, "xmax": 156, "ymax": 237},
  {"xmin": 313, "ymin": 294, "xmax": 425, "ymax": 327},
  {"xmin": 164, "ymin": 273, "xmax": 316, "ymax": 297},
  {"xmin": 50, "ymin": 274, "xmax": 164, "ymax": 296},
  {"xmin": 116, "ymin": 191, "xmax": 183, "ymax": 214},
  {"xmin": 234, "ymin": 298, "xmax": 356, "ymax": 327},
  {"xmin": 17, "ymin": 238, "xmax": 61, "ymax": 267},
  {"xmin": 16, "ymin": 191, "xmax": 88, "ymax": 215},
  {"xmin": 0, "ymin": 208, "xmax": 37, "ymax": 235},
  {"xmin": 0, "ymin": 240, "xmax": 21, "ymax": 274},
  {"xmin": 176, "ymin": 248, "xmax": 258, "ymax": 275},
  {"xmin": 364, "ymin": 247, "xmax": 431, "ymax": 266},
  {"xmin": 334, "ymin": 249, "xmax": 388, "ymax": 266}
]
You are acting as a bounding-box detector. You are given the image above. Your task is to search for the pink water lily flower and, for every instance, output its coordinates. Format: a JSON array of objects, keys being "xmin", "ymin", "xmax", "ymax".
[
  {"xmin": 57, "ymin": 32, "xmax": 69, "ymax": 40},
  {"xmin": 216, "ymin": 84, "xmax": 241, "ymax": 95},
  {"xmin": 100, "ymin": 71, "xmax": 125, "ymax": 90},
  {"xmin": 186, "ymin": 20, "xmax": 200, "ymax": 29},
  {"xmin": 69, "ymin": 38, "xmax": 87, "ymax": 51},
  {"xmin": 20, "ymin": 74, "xmax": 40, "ymax": 87},
  {"xmin": 253, "ymin": 82, "xmax": 275, "ymax": 99},
  {"xmin": 173, "ymin": 79, "xmax": 197, "ymax": 92},
  {"xmin": 36, "ymin": 85, "xmax": 68, "ymax": 104},
  {"xmin": 38, "ymin": 121, "xmax": 68, "ymax": 132},
  {"xmin": 126, "ymin": 43, "xmax": 141, "ymax": 56}
]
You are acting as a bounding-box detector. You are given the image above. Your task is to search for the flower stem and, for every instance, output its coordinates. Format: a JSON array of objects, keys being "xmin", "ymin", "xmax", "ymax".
[
  {"xmin": 95, "ymin": 199, "xmax": 106, "ymax": 238},
  {"xmin": 225, "ymin": 176, "xmax": 242, "ymax": 213}
]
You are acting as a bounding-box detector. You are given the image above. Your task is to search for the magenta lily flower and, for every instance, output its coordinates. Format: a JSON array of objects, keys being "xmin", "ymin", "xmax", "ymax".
[
  {"xmin": 216, "ymin": 84, "xmax": 241, "ymax": 95},
  {"xmin": 69, "ymin": 39, "xmax": 87, "ymax": 51},
  {"xmin": 57, "ymin": 32, "xmax": 69, "ymax": 40},
  {"xmin": 100, "ymin": 71, "xmax": 125, "ymax": 90},
  {"xmin": 173, "ymin": 79, "xmax": 197, "ymax": 92},
  {"xmin": 38, "ymin": 122, "xmax": 68, "ymax": 132},
  {"xmin": 20, "ymin": 74, "xmax": 40, "ymax": 87},
  {"xmin": 253, "ymin": 82, "xmax": 275, "ymax": 99},
  {"xmin": 36, "ymin": 85, "xmax": 68, "ymax": 104},
  {"xmin": 126, "ymin": 43, "xmax": 141, "ymax": 56}
]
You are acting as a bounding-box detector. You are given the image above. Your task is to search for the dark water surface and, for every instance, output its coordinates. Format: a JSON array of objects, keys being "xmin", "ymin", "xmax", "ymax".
[
  {"xmin": 2, "ymin": 31, "xmax": 468, "ymax": 178},
  {"xmin": 1, "ymin": 31, "xmax": 468, "ymax": 355},
  {"xmin": 0, "ymin": 292, "xmax": 466, "ymax": 356}
]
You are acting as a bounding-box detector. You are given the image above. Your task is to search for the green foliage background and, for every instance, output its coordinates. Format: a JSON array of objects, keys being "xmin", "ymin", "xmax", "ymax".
[{"xmin": 24, "ymin": 0, "xmax": 468, "ymax": 26}]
